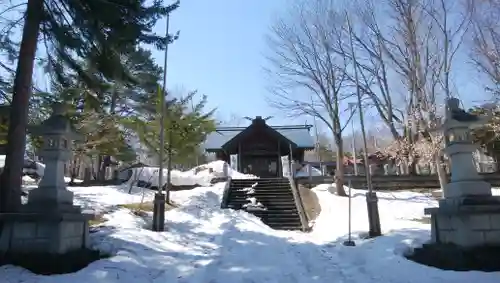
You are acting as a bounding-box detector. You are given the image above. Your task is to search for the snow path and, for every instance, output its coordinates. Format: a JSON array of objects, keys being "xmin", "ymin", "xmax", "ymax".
[
  {"xmin": 180, "ymin": 219, "xmax": 350, "ymax": 283},
  {"xmin": 4, "ymin": 177, "xmax": 500, "ymax": 282}
]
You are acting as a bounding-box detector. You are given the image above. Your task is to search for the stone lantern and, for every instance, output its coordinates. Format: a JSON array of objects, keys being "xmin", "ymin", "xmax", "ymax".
[
  {"xmin": 0, "ymin": 102, "xmax": 92, "ymax": 254},
  {"xmin": 425, "ymin": 97, "xmax": 500, "ymax": 248},
  {"xmin": 26, "ymin": 103, "xmax": 83, "ymax": 209},
  {"xmin": 440, "ymin": 97, "xmax": 491, "ymax": 199}
]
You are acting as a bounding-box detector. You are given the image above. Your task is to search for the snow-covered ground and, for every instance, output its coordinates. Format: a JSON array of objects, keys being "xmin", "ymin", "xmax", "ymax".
[{"xmin": 2, "ymin": 162, "xmax": 499, "ymax": 282}]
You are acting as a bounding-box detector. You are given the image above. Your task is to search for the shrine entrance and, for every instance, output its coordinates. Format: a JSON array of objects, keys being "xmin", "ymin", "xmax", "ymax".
[
  {"xmin": 205, "ymin": 116, "xmax": 315, "ymax": 178},
  {"xmin": 241, "ymin": 154, "xmax": 279, "ymax": 177}
]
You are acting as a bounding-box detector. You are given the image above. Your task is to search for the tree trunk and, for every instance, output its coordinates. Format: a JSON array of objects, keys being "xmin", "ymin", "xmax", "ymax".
[
  {"xmin": 408, "ymin": 157, "xmax": 418, "ymax": 175},
  {"xmin": 434, "ymin": 152, "xmax": 448, "ymax": 191},
  {"xmin": 98, "ymin": 90, "xmax": 119, "ymax": 181},
  {"xmin": 0, "ymin": 0, "xmax": 44, "ymax": 213},
  {"xmin": 97, "ymin": 154, "xmax": 106, "ymax": 181},
  {"xmin": 70, "ymin": 156, "xmax": 80, "ymax": 183},
  {"xmin": 334, "ymin": 134, "xmax": 347, "ymax": 197}
]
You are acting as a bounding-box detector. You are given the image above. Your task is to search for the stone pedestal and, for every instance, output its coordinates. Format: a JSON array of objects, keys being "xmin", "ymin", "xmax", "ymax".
[
  {"xmin": 425, "ymin": 205, "xmax": 500, "ymax": 247},
  {"xmin": 0, "ymin": 103, "xmax": 93, "ymax": 254},
  {"xmin": 425, "ymin": 97, "xmax": 499, "ymax": 248},
  {"xmin": 0, "ymin": 212, "xmax": 92, "ymax": 254}
]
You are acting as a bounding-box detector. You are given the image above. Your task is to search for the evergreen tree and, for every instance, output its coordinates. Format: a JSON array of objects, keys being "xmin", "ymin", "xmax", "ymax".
[
  {"xmin": 123, "ymin": 89, "xmax": 216, "ymax": 168},
  {"xmin": 0, "ymin": 0, "xmax": 179, "ymax": 212}
]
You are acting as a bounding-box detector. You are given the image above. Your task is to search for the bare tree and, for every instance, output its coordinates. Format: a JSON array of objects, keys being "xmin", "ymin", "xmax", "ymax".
[
  {"xmin": 334, "ymin": 1, "xmax": 405, "ymax": 140},
  {"xmin": 266, "ymin": 0, "xmax": 352, "ymax": 196},
  {"xmin": 470, "ymin": 0, "xmax": 500, "ymax": 99},
  {"xmin": 340, "ymin": 0, "xmax": 470, "ymax": 188}
]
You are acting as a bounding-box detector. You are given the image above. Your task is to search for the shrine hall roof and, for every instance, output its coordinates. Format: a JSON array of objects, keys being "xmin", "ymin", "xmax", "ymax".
[{"xmin": 204, "ymin": 124, "xmax": 315, "ymax": 152}]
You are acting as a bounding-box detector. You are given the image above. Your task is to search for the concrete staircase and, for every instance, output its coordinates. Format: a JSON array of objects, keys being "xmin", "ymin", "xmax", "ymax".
[{"xmin": 223, "ymin": 178, "xmax": 306, "ymax": 231}]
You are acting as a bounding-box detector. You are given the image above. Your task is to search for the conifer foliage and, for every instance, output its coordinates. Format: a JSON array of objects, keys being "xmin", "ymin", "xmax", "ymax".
[{"xmin": 0, "ymin": 0, "xmax": 179, "ymax": 212}]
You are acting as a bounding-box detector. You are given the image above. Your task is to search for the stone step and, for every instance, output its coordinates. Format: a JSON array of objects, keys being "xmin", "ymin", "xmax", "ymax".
[
  {"xmin": 232, "ymin": 205, "xmax": 298, "ymax": 211},
  {"xmin": 231, "ymin": 197, "xmax": 294, "ymax": 201},
  {"xmin": 229, "ymin": 202, "xmax": 297, "ymax": 207},
  {"xmin": 265, "ymin": 224, "xmax": 302, "ymax": 231},
  {"xmin": 236, "ymin": 187, "xmax": 293, "ymax": 191},
  {"xmin": 231, "ymin": 186, "xmax": 291, "ymax": 192},
  {"xmin": 231, "ymin": 182, "xmax": 290, "ymax": 187},
  {"xmin": 230, "ymin": 202, "xmax": 297, "ymax": 207},
  {"xmin": 251, "ymin": 209, "xmax": 299, "ymax": 214},
  {"xmin": 230, "ymin": 192, "xmax": 294, "ymax": 196},
  {"xmin": 230, "ymin": 196, "xmax": 296, "ymax": 200},
  {"xmin": 229, "ymin": 195, "xmax": 295, "ymax": 200},
  {"xmin": 257, "ymin": 214, "xmax": 301, "ymax": 220},
  {"xmin": 232, "ymin": 207, "xmax": 299, "ymax": 212},
  {"xmin": 231, "ymin": 187, "xmax": 292, "ymax": 191},
  {"xmin": 265, "ymin": 221, "xmax": 302, "ymax": 226},
  {"xmin": 231, "ymin": 192, "xmax": 292, "ymax": 197},
  {"xmin": 224, "ymin": 178, "xmax": 303, "ymax": 231}
]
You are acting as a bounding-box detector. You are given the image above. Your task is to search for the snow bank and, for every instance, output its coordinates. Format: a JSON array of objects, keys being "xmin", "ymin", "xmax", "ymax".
[
  {"xmin": 0, "ymin": 155, "xmax": 45, "ymax": 177},
  {"xmin": 310, "ymin": 184, "xmax": 435, "ymax": 242},
  {"xmin": 295, "ymin": 164, "xmax": 323, "ymax": 177},
  {"xmin": 121, "ymin": 160, "xmax": 257, "ymax": 189},
  {"xmin": 299, "ymin": 184, "xmax": 499, "ymax": 282}
]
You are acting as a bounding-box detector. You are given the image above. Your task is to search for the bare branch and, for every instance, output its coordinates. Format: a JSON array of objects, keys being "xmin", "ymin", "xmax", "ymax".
[{"xmin": 265, "ymin": 0, "xmax": 350, "ymax": 136}]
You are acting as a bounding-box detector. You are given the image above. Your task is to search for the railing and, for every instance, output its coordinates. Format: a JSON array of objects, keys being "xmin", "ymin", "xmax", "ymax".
[
  {"xmin": 220, "ymin": 177, "xmax": 233, "ymax": 208},
  {"xmin": 287, "ymin": 175, "xmax": 310, "ymax": 232},
  {"xmin": 296, "ymin": 173, "xmax": 500, "ymax": 191}
]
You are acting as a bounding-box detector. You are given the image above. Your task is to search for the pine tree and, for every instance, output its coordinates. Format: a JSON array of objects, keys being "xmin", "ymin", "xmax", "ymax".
[
  {"xmin": 0, "ymin": 0, "xmax": 179, "ymax": 212},
  {"xmin": 123, "ymin": 89, "xmax": 216, "ymax": 168}
]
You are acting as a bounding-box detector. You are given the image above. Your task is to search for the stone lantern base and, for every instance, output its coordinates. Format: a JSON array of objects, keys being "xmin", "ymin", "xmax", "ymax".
[
  {"xmin": 0, "ymin": 210, "xmax": 94, "ymax": 254},
  {"xmin": 425, "ymin": 196, "xmax": 500, "ymax": 247}
]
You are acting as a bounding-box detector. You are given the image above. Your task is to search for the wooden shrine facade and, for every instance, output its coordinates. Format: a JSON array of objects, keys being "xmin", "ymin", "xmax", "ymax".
[{"xmin": 204, "ymin": 116, "xmax": 315, "ymax": 177}]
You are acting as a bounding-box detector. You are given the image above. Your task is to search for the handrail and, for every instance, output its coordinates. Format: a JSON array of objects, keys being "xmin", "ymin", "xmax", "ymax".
[
  {"xmin": 220, "ymin": 177, "xmax": 233, "ymax": 209},
  {"xmin": 287, "ymin": 175, "xmax": 309, "ymax": 232}
]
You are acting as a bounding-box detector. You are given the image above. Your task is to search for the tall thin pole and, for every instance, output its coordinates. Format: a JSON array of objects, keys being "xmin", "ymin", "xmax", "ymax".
[
  {"xmin": 347, "ymin": 13, "xmax": 381, "ymax": 237},
  {"xmin": 159, "ymin": 13, "xmax": 170, "ymax": 195},
  {"xmin": 153, "ymin": 13, "xmax": 170, "ymax": 232},
  {"xmin": 343, "ymin": 178, "xmax": 355, "ymax": 246},
  {"xmin": 166, "ymin": 122, "xmax": 172, "ymax": 203},
  {"xmin": 311, "ymin": 97, "xmax": 321, "ymax": 165},
  {"xmin": 347, "ymin": 17, "xmax": 371, "ymax": 194},
  {"xmin": 191, "ymin": 96, "xmax": 199, "ymax": 166},
  {"xmin": 348, "ymin": 103, "xmax": 358, "ymax": 175}
]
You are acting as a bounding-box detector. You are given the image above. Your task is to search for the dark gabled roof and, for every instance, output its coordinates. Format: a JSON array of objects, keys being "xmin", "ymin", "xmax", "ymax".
[
  {"xmin": 204, "ymin": 122, "xmax": 315, "ymax": 152},
  {"xmin": 221, "ymin": 120, "xmax": 297, "ymax": 151}
]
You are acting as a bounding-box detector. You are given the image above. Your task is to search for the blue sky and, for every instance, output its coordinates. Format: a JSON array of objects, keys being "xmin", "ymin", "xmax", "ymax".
[
  {"xmin": 13, "ymin": 0, "xmax": 486, "ymax": 138},
  {"xmin": 149, "ymin": 0, "xmax": 296, "ymax": 126},
  {"xmin": 148, "ymin": 0, "xmax": 488, "ymax": 134}
]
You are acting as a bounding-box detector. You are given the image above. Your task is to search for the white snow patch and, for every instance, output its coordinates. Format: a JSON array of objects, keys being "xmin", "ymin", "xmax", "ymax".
[
  {"xmin": 122, "ymin": 160, "xmax": 257, "ymax": 189},
  {"xmin": 4, "ymin": 166, "xmax": 500, "ymax": 282},
  {"xmin": 295, "ymin": 164, "xmax": 323, "ymax": 177}
]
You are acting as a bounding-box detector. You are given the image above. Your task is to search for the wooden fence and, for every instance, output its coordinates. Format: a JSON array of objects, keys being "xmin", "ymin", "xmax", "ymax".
[{"xmin": 295, "ymin": 173, "xmax": 500, "ymax": 191}]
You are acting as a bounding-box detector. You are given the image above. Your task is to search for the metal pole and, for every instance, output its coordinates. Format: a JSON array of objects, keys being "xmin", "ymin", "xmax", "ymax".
[
  {"xmin": 343, "ymin": 178, "xmax": 355, "ymax": 246},
  {"xmin": 348, "ymin": 103, "xmax": 358, "ymax": 175},
  {"xmin": 347, "ymin": 13, "xmax": 381, "ymax": 237},
  {"xmin": 153, "ymin": 13, "xmax": 170, "ymax": 232},
  {"xmin": 166, "ymin": 121, "xmax": 173, "ymax": 204},
  {"xmin": 311, "ymin": 97, "xmax": 321, "ymax": 167},
  {"xmin": 191, "ymin": 97, "xmax": 199, "ymax": 166}
]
